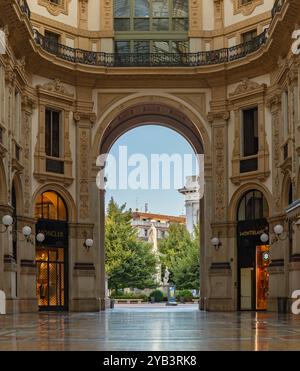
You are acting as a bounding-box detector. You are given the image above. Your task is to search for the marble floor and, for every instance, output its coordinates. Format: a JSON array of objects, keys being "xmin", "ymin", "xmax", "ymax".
[{"xmin": 0, "ymin": 305, "xmax": 300, "ymax": 351}]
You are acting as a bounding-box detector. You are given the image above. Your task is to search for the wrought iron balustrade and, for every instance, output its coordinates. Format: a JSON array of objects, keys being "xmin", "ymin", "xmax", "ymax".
[
  {"xmin": 16, "ymin": 0, "xmax": 286, "ymax": 67},
  {"xmin": 18, "ymin": 0, "xmax": 31, "ymax": 19},
  {"xmin": 34, "ymin": 29, "xmax": 268, "ymax": 68},
  {"xmin": 271, "ymin": 0, "xmax": 285, "ymax": 18}
]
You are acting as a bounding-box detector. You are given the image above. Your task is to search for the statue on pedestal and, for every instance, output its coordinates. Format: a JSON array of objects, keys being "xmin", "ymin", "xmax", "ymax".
[{"xmin": 163, "ymin": 267, "xmax": 170, "ymax": 286}]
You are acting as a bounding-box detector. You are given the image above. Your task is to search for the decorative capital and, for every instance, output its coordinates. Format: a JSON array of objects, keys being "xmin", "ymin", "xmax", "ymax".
[
  {"xmin": 208, "ymin": 111, "xmax": 230, "ymax": 123},
  {"xmin": 74, "ymin": 112, "xmax": 96, "ymax": 125}
]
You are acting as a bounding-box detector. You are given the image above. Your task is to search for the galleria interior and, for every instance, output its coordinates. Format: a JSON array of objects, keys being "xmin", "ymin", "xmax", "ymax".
[{"xmin": 0, "ymin": 0, "xmax": 300, "ymax": 314}]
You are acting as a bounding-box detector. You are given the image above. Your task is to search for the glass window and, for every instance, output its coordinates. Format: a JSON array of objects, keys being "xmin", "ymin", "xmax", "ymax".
[
  {"xmin": 237, "ymin": 190, "xmax": 269, "ymax": 221},
  {"xmin": 115, "ymin": 18, "xmax": 130, "ymax": 31},
  {"xmin": 241, "ymin": 29, "xmax": 257, "ymax": 43},
  {"xmin": 152, "ymin": 18, "xmax": 169, "ymax": 31},
  {"xmin": 114, "ymin": 0, "xmax": 130, "ymax": 17},
  {"xmin": 114, "ymin": 0, "xmax": 189, "ymax": 54},
  {"xmin": 134, "ymin": 41, "xmax": 150, "ymax": 53},
  {"xmin": 115, "ymin": 41, "xmax": 130, "ymax": 53},
  {"xmin": 153, "ymin": 0, "xmax": 169, "ymax": 17},
  {"xmin": 35, "ymin": 191, "xmax": 67, "ymax": 221},
  {"xmin": 135, "ymin": 0, "xmax": 150, "ymax": 17},
  {"xmin": 153, "ymin": 40, "xmax": 170, "ymax": 53},
  {"xmin": 172, "ymin": 40, "xmax": 188, "ymax": 53},
  {"xmin": 134, "ymin": 18, "xmax": 150, "ymax": 31},
  {"xmin": 45, "ymin": 109, "xmax": 60, "ymax": 158},
  {"xmin": 172, "ymin": 0, "xmax": 188, "ymax": 17},
  {"xmin": 172, "ymin": 18, "xmax": 188, "ymax": 31},
  {"xmin": 241, "ymin": 107, "xmax": 258, "ymax": 157}
]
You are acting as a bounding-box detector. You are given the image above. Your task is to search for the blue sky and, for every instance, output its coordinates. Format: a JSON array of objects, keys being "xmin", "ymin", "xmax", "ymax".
[{"xmin": 105, "ymin": 125, "xmax": 198, "ymax": 216}]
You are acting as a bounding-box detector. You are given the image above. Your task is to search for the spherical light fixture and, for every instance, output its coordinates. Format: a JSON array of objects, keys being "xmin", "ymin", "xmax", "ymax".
[
  {"xmin": 22, "ymin": 226, "xmax": 32, "ymax": 237},
  {"xmin": 260, "ymin": 233, "xmax": 269, "ymax": 244},
  {"xmin": 211, "ymin": 237, "xmax": 221, "ymax": 250},
  {"xmin": 2, "ymin": 215, "xmax": 13, "ymax": 227},
  {"xmin": 273, "ymin": 224, "xmax": 284, "ymax": 236},
  {"xmin": 36, "ymin": 233, "xmax": 45, "ymax": 243},
  {"xmin": 211, "ymin": 237, "xmax": 220, "ymax": 247},
  {"xmin": 84, "ymin": 239, "xmax": 94, "ymax": 249}
]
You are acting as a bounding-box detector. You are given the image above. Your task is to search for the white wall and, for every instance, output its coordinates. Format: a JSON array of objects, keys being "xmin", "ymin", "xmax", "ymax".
[
  {"xmin": 27, "ymin": 0, "xmax": 78, "ymax": 28},
  {"xmin": 224, "ymin": 0, "xmax": 274, "ymax": 27}
]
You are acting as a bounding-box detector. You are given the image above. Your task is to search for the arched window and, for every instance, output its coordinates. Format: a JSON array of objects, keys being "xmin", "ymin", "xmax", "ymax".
[
  {"xmin": 35, "ymin": 191, "xmax": 67, "ymax": 221},
  {"xmin": 237, "ymin": 190, "xmax": 269, "ymax": 221}
]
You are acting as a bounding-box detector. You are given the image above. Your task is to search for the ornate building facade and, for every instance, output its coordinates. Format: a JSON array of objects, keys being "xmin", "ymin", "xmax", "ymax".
[{"xmin": 0, "ymin": 0, "xmax": 299, "ymax": 313}]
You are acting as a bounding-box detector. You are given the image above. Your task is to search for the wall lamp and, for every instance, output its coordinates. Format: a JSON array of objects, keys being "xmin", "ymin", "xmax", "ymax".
[
  {"xmin": 1, "ymin": 215, "xmax": 45, "ymax": 244},
  {"xmin": 260, "ymin": 218, "xmax": 300, "ymax": 245},
  {"xmin": 211, "ymin": 236, "xmax": 222, "ymax": 251},
  {"xmin": 82, "ymin": 231, "xmax": 94, "ymax": 250}
]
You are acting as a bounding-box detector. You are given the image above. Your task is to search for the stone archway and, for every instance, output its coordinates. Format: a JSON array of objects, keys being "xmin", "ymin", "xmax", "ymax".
[{"xmin": 91, "ymin": 99, "xmax": 212, "ymax": 310}]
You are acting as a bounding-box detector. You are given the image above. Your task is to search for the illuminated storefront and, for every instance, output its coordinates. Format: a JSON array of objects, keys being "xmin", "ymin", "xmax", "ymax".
[
  {"xmin": 237, "ymin": 190, "xmax": 270, "ymax": 311},
  {"xmin": 35, "ymin": 192, "xmax": 68, "ymax": 311}
]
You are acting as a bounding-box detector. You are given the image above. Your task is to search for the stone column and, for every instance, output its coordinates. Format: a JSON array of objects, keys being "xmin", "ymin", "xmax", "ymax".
[
  {"xmin": 206, "ymin": 109, "xmax": 234, "ymax": 311},
  {"xmin": 17, "ymin": 96, "xmax": 38, "ymax": 313},
  {"xmin": 70, "ymin": 94, "xmax": 99, "ymax": 311},
  {"xmin": 18, "ymin": 217, "xmax": 37, "ymax": 313},
  {"xmin": 266, "ymin": 93, "xmax": 286, "ymax": 311}
]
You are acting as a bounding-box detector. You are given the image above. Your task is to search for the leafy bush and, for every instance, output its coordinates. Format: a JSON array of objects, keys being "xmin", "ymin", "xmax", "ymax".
[
  {"xmin": 149, "ymin": 289, "xmax": 164, "ymax": 302},
  {"xmin": 177, "ymin": 290, "xmax": 193, "ymax": 302}
]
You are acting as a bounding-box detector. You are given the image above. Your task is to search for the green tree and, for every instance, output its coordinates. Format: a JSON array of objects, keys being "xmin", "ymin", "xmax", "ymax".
[
  {"xmin": 159, "ymin": 224, "xmax": 200, "ymax": 289},
  {"xmin": 105, "ymin": 198, "xmax": 157, "ymax": 292},
  {"xmin": 158, "ymin": 223, "xmax": 194, "ymax": 282},
  {"xmin": 171, "ymin": 238, "xmax": 200, "ymax": 290}
]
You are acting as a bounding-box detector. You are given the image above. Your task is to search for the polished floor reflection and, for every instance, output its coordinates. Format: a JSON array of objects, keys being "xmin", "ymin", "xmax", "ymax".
[{"xmin": 0, "ymin": 305, "xmax": 300, "ymax": 351}]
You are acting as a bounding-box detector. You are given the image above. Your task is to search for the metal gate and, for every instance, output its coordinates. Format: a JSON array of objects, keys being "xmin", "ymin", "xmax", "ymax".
[{"xmin": 36, "ymin": 248, "xmax": 66, "ymax": 310}]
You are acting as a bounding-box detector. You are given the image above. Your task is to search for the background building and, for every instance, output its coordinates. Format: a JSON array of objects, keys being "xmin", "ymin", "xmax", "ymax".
[
  {"xmin": 131, "ymin": 211, "xmax": 185, "ymax": 241},
  {"xmin": 178, "ymin": 176, "xmax": 201, "ymax": 234},
  {"xmin": 0, "ymin": 0, "xmax": 299, "ymax": 313}
]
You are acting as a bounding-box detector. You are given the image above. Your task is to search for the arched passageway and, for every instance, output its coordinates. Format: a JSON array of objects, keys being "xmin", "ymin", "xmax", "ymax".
[{"xmin": 92, "ymin": 101, "xmax": 212, "ymax": 310}]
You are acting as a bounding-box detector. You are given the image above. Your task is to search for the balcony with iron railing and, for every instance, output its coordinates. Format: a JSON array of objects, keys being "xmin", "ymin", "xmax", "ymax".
[
  {"xmin": 271, "ymin": 0, "xmax": 285, "ymax": 18},
  {"xmin": 16, "ymin": 0, "xmax": 286, "ymax": 68},
  {"xmin": 33, "ymin": 29, "xmax": 268, "ymax": 68},
  {"xmin": 18, "ymin": 0, "xmax": 31, "ymax": 19}
]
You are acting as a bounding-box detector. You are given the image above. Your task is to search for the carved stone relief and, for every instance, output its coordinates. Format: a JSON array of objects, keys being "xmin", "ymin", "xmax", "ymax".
[{"xmin": 37, "ymin": 0, "xmax": 71, "ymax": 16}]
